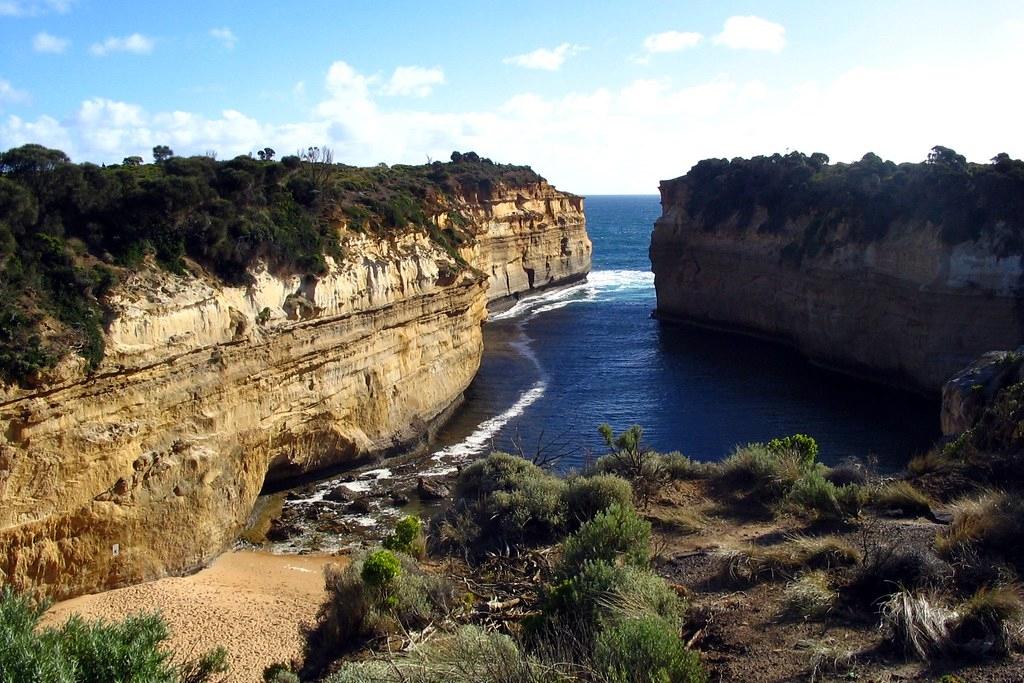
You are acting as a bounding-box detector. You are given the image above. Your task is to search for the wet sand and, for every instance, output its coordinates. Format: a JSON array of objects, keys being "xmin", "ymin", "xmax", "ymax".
[{"xmin": 43, "ymin": 551, "xmax": 342, "ymax": 682}]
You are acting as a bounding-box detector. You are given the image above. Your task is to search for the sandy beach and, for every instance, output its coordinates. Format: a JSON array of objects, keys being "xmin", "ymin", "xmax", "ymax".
[{"xmin": 43, "ymin": 551, "xmax": 341, "ymax": 682}]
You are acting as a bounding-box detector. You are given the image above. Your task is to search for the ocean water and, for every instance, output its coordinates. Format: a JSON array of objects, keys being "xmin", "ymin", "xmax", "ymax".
[{"xmin": 426, "ymin": 195, "xmax": 940, "ymax": 471}]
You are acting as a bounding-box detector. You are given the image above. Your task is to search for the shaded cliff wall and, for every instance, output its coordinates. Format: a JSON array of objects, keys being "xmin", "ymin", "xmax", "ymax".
[
  {"xmin": 651, "ymin": 180, "xmax": 1024, "ymax": 393},
  {"xmin": 0, "ymin": 183, "xmax": 589, "ymax": 598}
]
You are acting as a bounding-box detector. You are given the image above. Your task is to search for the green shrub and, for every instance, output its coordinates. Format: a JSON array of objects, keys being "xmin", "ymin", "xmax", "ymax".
[
  {"xmin": 767, "ymin": 433, "xmax": 819, "ymax": 469},
  {"xmin": 541, "ymin": 560, "xmax": 682, "ymax": 637},
  {"xmin": 563, "ymin": 474, "xmax": 633, "ymax": 528},
  {"xmin": 0, "ymin": 585, "xmax": 227, "ymax": 683},
  {"xmin": 560, "ymin": 503, "xmax": 651, "ymax": 577},
  {"xmin": 439, "ymin": 452, "xmax": 567, "ymax": 556},
  {"xmin": 383, "ymin": 515, "xmax": 426, "ymax": 558},
  {"xmin": 362, "ymin": 550, "xmax": 402, "ymax": 589},
  {"xmin": 594, "ymin": 616, "xmax": 707, "ymax": 683},
  {"xmin": 659, "ymin": 452, "xmax": 716, "ymax": 480},
  {"xmin": 263, "ymin": 663, "xmax": 300, "ymax": 683},
  {"xmin": 719, "ymin": 443, "xmax": 805, "ymax": 502},
  {"xmin": 309, "ymin": 552, "xmax": 456, "ymax": 665},
  {"xmin": 787, "ymin": 470, "xmax": 865, "ymax": 520}
]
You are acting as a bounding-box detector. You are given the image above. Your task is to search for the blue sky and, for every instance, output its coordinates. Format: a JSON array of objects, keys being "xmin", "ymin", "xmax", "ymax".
[{"xmin": 1, "ymin": 0, "xmax": 1022, "ymax": 193}]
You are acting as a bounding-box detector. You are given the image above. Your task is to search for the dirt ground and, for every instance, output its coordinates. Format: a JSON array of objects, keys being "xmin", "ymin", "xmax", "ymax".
[{"xmin": 648, "ymin": 480, "xmax": 1024, "ymax": 682}]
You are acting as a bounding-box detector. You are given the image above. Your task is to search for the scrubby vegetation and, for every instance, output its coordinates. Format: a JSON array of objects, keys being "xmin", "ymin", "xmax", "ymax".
[
  {"xmin": 284, "ymin": 409, "xmax": 1024, "ymax": 679},
  {"xmin": 0, "ymin": 145, "xmax": 545, "ymax": 385},
  {"xmin": 678, "ymin": 147, "xmax": 1024, "ymax": 261},
  {"xmin": 0, "ymin": 586, "xmax": 228, "ymax": 682},
  {"xmin": 303, "ymin": 449, "xmax": 707, "ymax": 682},
  {"xmin": 303, "ymin": 549, "xmax": 456, "ymax": 673}
]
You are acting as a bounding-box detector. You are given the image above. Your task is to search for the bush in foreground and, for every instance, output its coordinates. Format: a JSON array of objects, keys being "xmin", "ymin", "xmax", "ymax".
[
  {"xmin": 383, "ymin": 515, "xmax": 426, "ymax": 558},
  {"xmin": 308, "ymin": 551, "xmax": 456, "ymax": 665},
  {"xmin": 539, "ymin": 560, "xmax": 682, "ymax": 640},
  {"xmin": 559, "ymin": 503, "xmax": 651, "ymax": 577},
  {"xmin": 593, "ymin": 616, "xmax": 708, "ymax": 683},
  {"xmin": 438, "ymin": 453, "xmax": 567, "ymax": 556},
  {"xmin": 0, "ymin": 586, "xmax": 228, "ymax": 683},
  {"xmin": 563, "ymin": 474, "xmax": 634, "ymax": 529}
]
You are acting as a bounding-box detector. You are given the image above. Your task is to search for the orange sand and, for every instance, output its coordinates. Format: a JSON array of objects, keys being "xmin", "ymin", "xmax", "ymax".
[{"xmin": 43, "ymin": 551, "xmax": 342, "ymax": 682}]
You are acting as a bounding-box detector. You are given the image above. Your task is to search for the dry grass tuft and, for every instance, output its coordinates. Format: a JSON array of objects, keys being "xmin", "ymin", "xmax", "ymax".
[
  {"xmin": 936, "ymin": 491, "xmax": 1024, "ymax": 569},
  {"xmin": 722, "ymin": 535, "xmax": 860, "ymax": 584},
  {"xmin": 783, "ymin": 570, "xmax": 837, "ymax": 619},
  {"xmin": 880, "ymin": 590, "xmax": 956, "ymax": 661},
  {"xmin": 872, "ymin": 481, "xmax": 934, "ymax": 517},
  {"xmin": 645, "ymin": 506, "xmax": 706, "ymax": 535},
  {"xmin": 953, "ymin": 585, "xmax": 1024, "ymax": 657},
  {"xmin": 797, "ymin": 638, "xmax": 858, "ymax": 682}
]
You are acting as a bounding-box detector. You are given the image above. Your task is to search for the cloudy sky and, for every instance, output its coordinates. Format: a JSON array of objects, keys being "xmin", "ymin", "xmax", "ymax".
[{"xmin": 1, "ymin": 0, "xmax": 1022, "ymax": 193}]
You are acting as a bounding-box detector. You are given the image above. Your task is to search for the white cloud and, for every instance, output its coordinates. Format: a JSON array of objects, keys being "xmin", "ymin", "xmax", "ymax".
[
  {"xmin": 643, "ymin": 31, "xmax": 703, "ymax": 54},
  {"xmin": 89, "ymin": 33, "xmax": 155, "ymax": 57},
  {"xmin": 3, "ymin": 46, "xmax": 1023, "ymax": 194},
  {"xmin": 713, "ymin": 16, "xmax": 786, "ymax": 52},
  {"xmin": 503, "ymin": 43, "xmax": 586, "ymax": 71},
  {"xmin": 32, "ymin": 31, "xmax": 69, "ymax": 54},
  {"xmin": 209, "ymin": 27, "xmax": 237, "ymax": 49},
  {"xmin": 380, "ymin": 66, "xmax": 445, "ymax": 97},
  {"xmin": 0, "ymin": 0, "xmax": 73, "ymax": 17},
  {"xmin": 0, "ymin": 79, "xmax": 29, "ymax": 107}
]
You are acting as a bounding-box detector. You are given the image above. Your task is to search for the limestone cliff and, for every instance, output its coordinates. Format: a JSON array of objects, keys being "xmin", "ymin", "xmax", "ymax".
[
  {"xmin": 651, "ymin": 158, "xmax": 1024, "ymax": 393},
  {"xmin": 0, "ymin": 181, "xmax": 589, "ymax": 599},
  {"xmin": 453, "ymin": 180, "xmax": 590, "ymax": 303}
]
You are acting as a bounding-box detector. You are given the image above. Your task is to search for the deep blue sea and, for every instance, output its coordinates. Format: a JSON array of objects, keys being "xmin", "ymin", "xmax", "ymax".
[{"xmin": 426, "ymin": 195, "xmax": 939, "ymax": 471}]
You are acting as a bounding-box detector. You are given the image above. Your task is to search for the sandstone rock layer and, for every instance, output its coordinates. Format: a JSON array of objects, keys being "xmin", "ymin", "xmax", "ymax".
[
  {"xmin": 0, "ymin": 181, "xmax": 589, "ymax": 598},
  {"xmin": 651, "ymin": 179, "xmax": 1024, "ymax": 393}
]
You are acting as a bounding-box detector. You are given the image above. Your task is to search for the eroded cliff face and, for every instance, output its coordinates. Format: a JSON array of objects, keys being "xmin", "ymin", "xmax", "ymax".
[
  {"xmin": 453, "ymin": 180, "xmax": 590, "ymax": 303},
  {"xmin": 651, "ymin": 180, "xmax": 1024, "ymax": 393},
  {"xmin": 0, "ymin": 183, "xmax": 589, "ymax": 598}
]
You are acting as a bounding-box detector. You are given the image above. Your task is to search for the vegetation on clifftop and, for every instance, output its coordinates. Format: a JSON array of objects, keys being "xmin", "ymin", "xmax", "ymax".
[
  {"xmin": 0, "ymin": 145, "xmax": 543, "ymax": 386},
  {"xmin": 677, "ymin": 147, "xmax": 1024, "ymax": 260}
]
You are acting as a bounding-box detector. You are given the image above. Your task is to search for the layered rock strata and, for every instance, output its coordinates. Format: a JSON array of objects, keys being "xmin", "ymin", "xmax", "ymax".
[
  {"xmin": 0, "ymin": 182, "xmax": 589, "ymax": 598},
  {"xmin": 455, "ymin": 180, "xmax": 590, "ymax": 303},
  {"xmin": 651, "ymin": 179, "xmax": 1024, "ymax": 393}
]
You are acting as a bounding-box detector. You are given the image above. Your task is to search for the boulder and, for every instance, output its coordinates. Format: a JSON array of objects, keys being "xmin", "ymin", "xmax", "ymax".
[
  {"xmin": 417, "ymin": 477, "xmax": 450, "ymax": 500},
  {"xmin": 941, "ymin": 348, "xmax": 1024, "ymax": 435},
  {"xmin": 324, "ymin": 485, "xmax": 355, "ymax": 503},
  {"xmin": 348, "ymin": 497, "xmax": 373, "ymax": 514}
]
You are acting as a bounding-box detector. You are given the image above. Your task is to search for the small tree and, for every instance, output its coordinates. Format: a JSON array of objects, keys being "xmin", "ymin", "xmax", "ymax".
[
  {"xmin": 122, "ymin": 156, "xmax": 143, "ymax": 167},
  {"xmin": 257, "ymin": 147, "xmax": 276, "ymax": 161},
  {"xmin": 152, "ymin": 145, "xmax": 174, "ymax": 163}
]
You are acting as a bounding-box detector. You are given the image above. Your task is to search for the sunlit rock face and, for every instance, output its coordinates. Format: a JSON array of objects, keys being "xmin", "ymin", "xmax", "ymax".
[
  {"xmin": 651, "ymin": 177, "xmax": 1024, "ymax": 394},
  {"xmin": 0, "ymin": 180, "xmax": 589, "ymax": 599}
]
